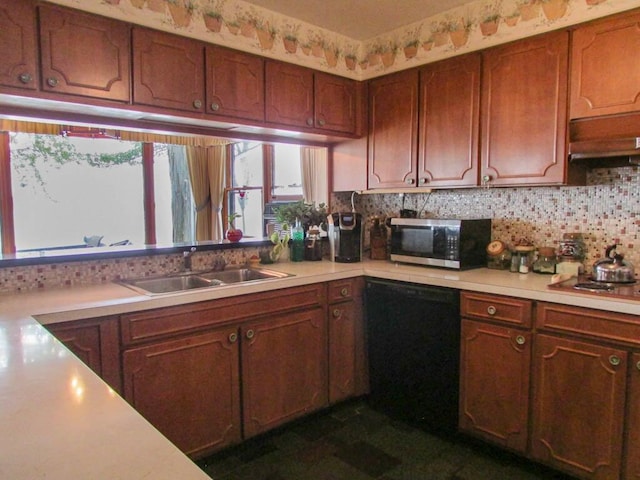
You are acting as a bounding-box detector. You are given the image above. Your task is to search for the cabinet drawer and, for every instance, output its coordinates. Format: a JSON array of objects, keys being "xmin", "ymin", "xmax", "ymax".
[
  {"xmin": 328, "ymin": 277, "xmax": 362, "ymax": 303},
  {"xmin": 121, "ymin": 283, "xmax": 326, "ymax": 345},
  {"xmin": 537, "ymin": 302, "xmax": 640, "ymax": 347},
  {"xmin": 461, "ymin": 292, "xmax": 533, "ymax": 327}
]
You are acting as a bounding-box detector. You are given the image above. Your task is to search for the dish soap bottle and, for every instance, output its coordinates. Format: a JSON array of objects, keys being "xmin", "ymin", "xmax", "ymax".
[{"xmin": 290, "ymin": 218, "xmax": 305, "ymax": 262}]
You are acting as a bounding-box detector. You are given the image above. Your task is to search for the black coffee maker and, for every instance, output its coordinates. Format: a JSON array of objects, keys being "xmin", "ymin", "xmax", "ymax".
[{"xmin": 329, "ymin": 212, "xmax": 362, "ymax": 263}]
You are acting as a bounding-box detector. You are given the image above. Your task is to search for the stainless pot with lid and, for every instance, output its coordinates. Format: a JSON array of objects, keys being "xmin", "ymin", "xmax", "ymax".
[{"xmin": 592, "ymin": 244, "xmax": 636, "ymax": 283}]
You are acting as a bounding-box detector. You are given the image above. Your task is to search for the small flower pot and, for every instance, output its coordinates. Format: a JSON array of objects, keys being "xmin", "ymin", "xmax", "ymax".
[
  {"xmin": 226, "ymin": 228, "xmax": 243, "ymax": 242},
  {"xmin": 204, "ymin": 15, "xmax": 223, "ymax": 32}
]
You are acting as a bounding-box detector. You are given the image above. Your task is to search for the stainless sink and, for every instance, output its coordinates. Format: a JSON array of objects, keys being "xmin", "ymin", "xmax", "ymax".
[{"xmin": 119, "ymin": 268, "xmax": 291, "ymax": 295}]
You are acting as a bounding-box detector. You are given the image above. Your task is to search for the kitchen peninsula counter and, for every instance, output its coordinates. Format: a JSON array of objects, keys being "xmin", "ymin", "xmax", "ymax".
[{"xmin": 1, "ymin": 260, "xmax": 638, "ymax": 479}]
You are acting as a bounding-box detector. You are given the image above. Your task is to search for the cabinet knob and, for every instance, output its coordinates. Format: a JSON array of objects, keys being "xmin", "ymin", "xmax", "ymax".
[
  {"xmin": 318, "ymin": 118, "xmax": 326, "ymax": 127},
  {"xmin": 306, "ymin": 117, "xmax": 314, "ymax": 126},
  {"xmin": 210, "ymin": 102, "xmax": 220, "ymax": 111},
  {"xmin": 515, "ymin": 335, "xmax": 526, "ymax": 345},
  {"xmin": 228, "ymin": 332, "xmax": 238, "ymax": 343},
  {"xmin": 482, "ymin": 174, "xmax": 492, "ymax": 184},
  {"xmin": 419, "ymin": 177, "xmax": 428, "ymax": 185},
  {"xmin": 246, "ymin": 329, "xmax": 255, "ymax": 339},
  {"xmin": 340, "ymin": 287, "xmax": 349, "ymax": 297},
  {"xmin": 332, "ymin": 308, "xmax": 342, "ymax": 318},
  {"xmin": 487, "ymin": 305, "xmax": 497, "ymax": 315},
  {"xmin": 405, "ymin": 178, "xmax": 415, "ymax": 185},
  {"xmin": 18, "ymin": 73, "xmax": 32, "ymax": 84},
  {"xmin": 636, "ymin": 360, "xmax": 640, "ymax": 371},
  {"xmin": 193, "ymin": 99, "xmax": 202, "ymax": 109},
  {"xmin": 46, "ymin": 77, "xmax": 58, "ymax": 88},
  {"xmin": 609, "ymin": 355, "xmax": 621, "ymax": 366}
]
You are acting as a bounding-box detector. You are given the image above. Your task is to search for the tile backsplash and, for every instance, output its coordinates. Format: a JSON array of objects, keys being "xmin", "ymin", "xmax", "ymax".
[
  {"xmin": 1, "ymin": 166, "xmax": 638, "ymax": 293},
  {"xmin": 334, "ymin": 166, "xmax": 640, "ymax": 271}
]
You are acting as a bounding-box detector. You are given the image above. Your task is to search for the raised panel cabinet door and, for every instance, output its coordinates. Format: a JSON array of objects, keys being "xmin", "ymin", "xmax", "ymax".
[
  {"xmin": 205, "ymin": 46, "xmax": 264, "ymax": 122},
  {"xmin": 241, "ymin": 307, "xmax": 328, "ymax": 438},
  {"xmin": 38, "ymin": 4, "xmax": 130, "ymax": 102},
  {"xmin": 314, "ymin": 72, "xmax": 357, "ymax": 134},
  {"xmin": 418, "ymin": 52, "xmax": 480, "ymax": 188},
  {"xmin": 265, "ymin": 61, "xmax": 314, "ymax": 128},
  {"xmin": 531, "ymin": 334, "xmax": 626, "ymax": 480},
  {"xmin": 624, "ymin": 352, "xmax": 640, "ymax": 480},
  {"xmin": 0, "ymin": 0, "xmax": 37, "ymax": 90},
  {"xmin": 459, "ymin": 319, "xmax": 530, "ymax": 453},
  {"xmin": 122, "ymin": 328, "xmax": 241, "ymax": 458},
  {"xmin": 132, "ymin": 28, "xmax": 205, "ymax": 112},
  {"xmin": 571, "ymin": 10, "xmax": 640, "ymax": 119},
  {"xmin": 481, "ymin": 31, "xmax": 569, "ymax": 186},
  {"xmin": 368, "ymin": 69, "xmax": 419, "ymax": 189}
]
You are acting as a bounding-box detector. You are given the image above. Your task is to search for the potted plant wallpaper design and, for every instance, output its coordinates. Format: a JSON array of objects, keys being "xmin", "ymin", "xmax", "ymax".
[{"xmin": 77, "ymin": 0, "xmax": 635, "ymax": 78}]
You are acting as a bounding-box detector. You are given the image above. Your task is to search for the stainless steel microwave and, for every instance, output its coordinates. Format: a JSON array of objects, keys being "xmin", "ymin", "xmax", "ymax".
[{"xmin": 389, "ymin": 218, "xmax": 491, "ymax": 270}]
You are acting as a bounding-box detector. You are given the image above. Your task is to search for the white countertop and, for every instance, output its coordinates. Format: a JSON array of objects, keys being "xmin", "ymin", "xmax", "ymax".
[{"xmin": 1, "ymin": 260, "xmax": 638, "ymax": 479}]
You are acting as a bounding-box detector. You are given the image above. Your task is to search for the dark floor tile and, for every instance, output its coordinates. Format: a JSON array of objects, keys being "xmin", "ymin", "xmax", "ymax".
[
  {"xmin": 237, "ymin": 440, "xmax": 279, "ymax": 463},
  {"xmin": 334, "ymin": 440, "xmax": 402, "ymax": 478},
  {"xmin": 291, "ymin": 414, "xmax": 345, "ymax": 441},
  {"xmin": 296, "ymin": 438, "xmax": 339, "ymax": 464}
]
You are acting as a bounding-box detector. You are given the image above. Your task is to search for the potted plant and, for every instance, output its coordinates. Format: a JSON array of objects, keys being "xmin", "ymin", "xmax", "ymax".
[
  {"xmin": 167, "ymin": 0, "xmax": 194, "ymax": 28},
  {"xmin": 226, "ymin": 213, "xmax": 243, "ymax": 242},
  {"xmin": 203, "ymin": 1, "xmax": 225, "ymax": 32},
  {"xmin": 274, "ymin": 200, "xmax": 328, "ymax": 232}
]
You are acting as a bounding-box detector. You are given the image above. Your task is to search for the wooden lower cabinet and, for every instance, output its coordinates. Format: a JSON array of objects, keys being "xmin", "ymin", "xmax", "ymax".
[
  {"xmin": 531, "ymin": 334, "xmax": 627, "ymax": 480},
  {"xmin": 122, "ymin": 327, "xmax": 241, "ymax": 458},
  {"xmin": 625, "ymin": 353, "xmax": 640, "ymax": 480},
  {"xmin": 241, "ymin": 307, "xmax": 328, "ymax": 438},
  {"xmin": 45, "ymin": 316, "xmax": 121, "ymax": 394},
  {"xmin": 459, "ymin": 319, "xmax": 531, "ymax": 452},
  {"xmin": 328, "ymin": 277, "xmax": 367, "ymax": 404}
]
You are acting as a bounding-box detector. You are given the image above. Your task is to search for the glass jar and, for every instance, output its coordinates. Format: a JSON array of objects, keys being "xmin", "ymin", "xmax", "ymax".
[
  {"xmin": 486, "ymin": 240, "xmax": 511, "ymax": 270},
  {"xmin": 369, "ymin": 216, "xmax": 388, "ymax": 260},
  {"xmin": 513, "ymin": 247, "xmax": 535, "ymax": 274},
  {"xmin": 532, "ymin": 247, "xmax": 557, "ymax": 274}
]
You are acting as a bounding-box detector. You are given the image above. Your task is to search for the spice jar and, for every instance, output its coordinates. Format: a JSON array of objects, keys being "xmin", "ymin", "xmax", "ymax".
[
  {"xmin": 486, "ymin": 240, "xmax": 511, "ymax": 270},
  {"xmin": 532, "ymin": 247, "xmax": 557, "ymax": 274},
  {"xmin": 369, "ymin": 216, "xmax": 388, "ymax": 260}
]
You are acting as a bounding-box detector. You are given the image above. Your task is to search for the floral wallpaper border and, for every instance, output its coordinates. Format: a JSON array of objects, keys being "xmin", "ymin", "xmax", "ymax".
[{"xmin": 50, "ymin": 0, "xmax": 640, "ymax": 80}]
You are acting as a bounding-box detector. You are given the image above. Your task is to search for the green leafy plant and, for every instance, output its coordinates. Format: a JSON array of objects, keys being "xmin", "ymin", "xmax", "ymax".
[{"xmin": 274, "ymin": 200, "xmax": 328, "ymax": 230}]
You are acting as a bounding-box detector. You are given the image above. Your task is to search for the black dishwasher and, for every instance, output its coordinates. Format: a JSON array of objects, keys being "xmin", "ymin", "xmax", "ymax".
[{"xmin": 365, "ymin": 278, "xmax": 460, "ymax": 436}]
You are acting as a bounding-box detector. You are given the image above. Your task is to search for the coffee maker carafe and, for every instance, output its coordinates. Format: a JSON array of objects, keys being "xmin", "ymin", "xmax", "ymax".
[{"xmin": 330, "ymin": 212, "xmax": 362, "ymax": 263}]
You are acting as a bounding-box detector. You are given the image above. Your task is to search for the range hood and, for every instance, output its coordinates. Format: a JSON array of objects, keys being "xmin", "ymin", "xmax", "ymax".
[{"xmin": 569, "ymin": 113, "xmax": 640, "ymax": 166}]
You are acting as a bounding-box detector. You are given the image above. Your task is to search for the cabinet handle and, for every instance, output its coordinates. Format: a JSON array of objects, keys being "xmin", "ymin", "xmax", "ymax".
[
  {"xmin": 246, "ymin": 329, "xmax": 255, "ymax": 339},
  {"xmin": 609, "ymin": 355, "xmax": 621, "ymax": 366},
  {"xmin": 340, "ymin": 287, "xmax": 349, "ymax": 297},
  {"xmin": 636, "ymin": 360, "xmax": 640, "ymax": 371},
  {"xmin": 487, "ymin": 305, "xmax": 497, "ymax": 315},
  {"xmin": 228, "ymin": 332, "xmax": 238, "ymax": 343},
  {"xmin": 333, "ymin": 308, "xmax": 342, "ymax": 318},
  {"xmin": 210, "ymin": 102, "xmax": 220, "ymax": 111},
  {"xmin": 193, "ymin": 99, "xmax": 202, "ymax": 109},
  {"xmin": 18, "ymin": 73, "xmax": 32, "ymax": 84},
  {"xmin": 418, "ymin": 177, "xmax": 428, "ymax": 185},
  {"xmin": 46, "ymin": 77, "xmax": 58, "ymax": 88},
  {"xmin": 515, "ymin": 335, "xmax": 526, "ymax": 345},
  {"xmin": 405, "ymin": 178, "xmax": 415, "ymax": 185},
  {"xmin": 306, "ymin": 117, "xmax": 314, "ymax": 126},
  {"xmin": 318, "ymin": 118, "xmax": 326, "ymax": 126}
]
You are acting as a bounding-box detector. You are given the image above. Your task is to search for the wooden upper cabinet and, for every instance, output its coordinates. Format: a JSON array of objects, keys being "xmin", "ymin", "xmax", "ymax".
[
  {"xmin": 419, "ymin": 53, "xmax": 480, "ymax": 188},
  {"xmin": 0, "ymin": 0, "xmax": 37, "ymax": 91},
  {"xmin": 38, "ymin": 4, "xmax": 130, "ymax": 102},
  {"xmin": 265, "ymin": 61, "xmax": 314, "ymax": 128},
  {"xmin": 132, "ymin": 27, "xmax": 205, "ymax": 112},
  {"xmin": 205, "ymin": 46, "xmax": 264, "ymax": 122},
  {"xmin": 571, "ymin": 10, "xmax": 640, "ymax": 119},
  {"xmin": 481, "ymin": 31, "xmax": 569, "ymax": 186},
  {"xmin": 368, "ymin": 69, "xmax": 419, "ymax": 189},
  {"xmin": 314, "ymin": 72, "xmax": 358, "ymax": 134}
]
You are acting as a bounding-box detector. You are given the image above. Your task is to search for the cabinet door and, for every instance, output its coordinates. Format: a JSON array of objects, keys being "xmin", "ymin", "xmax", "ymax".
[
  {"xmin": 241, "ymin": 307, "xmax": 327, "ymax": 438},
  {"xmin": 459, "ymin": 319, "xmax": 530, "ymax": 452},
  {"xmin": 329, "ymin": 278, "xmax": 367, "ymax": 403},
  {"xmin": 315, "ymin": 72, "xmax": 357, "ymax": 134},
  {"xmin": 571, "ymin": 10, "xmax": 640, "ymax": 119},
  {"xmin": 205, "ymin": 46, "xmax": 264, "ymax": 122},
  {"xmin": 265, "ymin": 61, "xmax": 314, "ymax": 128},
  {"xmin": 38, "ymin": 4, "xmax": 130, "ymax": 102},
  {"xmin": 122, "ymin": 328, "xmax": 241, "ymax": 458},
  {"xmin": 46, "ymin": 316, "xmax": 121, "ymax": 394},
  {"xmin": 531, "ymin": 334, "xmax": 626, "ymax": 480},
  {"xmin": 481, "ymin": 31, "xmax": 569, "ymax": 185},
  {"xmin": 624, "ymin": 353, "xmax": 640, "ymax": 480},
  {"xmin": 368, "ymin": 69, "xmax": 419, "ymax": 189},
  {"xmin": 0, "ymin": 0, "xmax": 37, "ymax": 91},
  {"xmin": 132, "ymin": 28, "xmax": 205, "ymax": 112},
  {"xmin": 419, "ymin": 53, "xmax": 480, "ymax": 188}
]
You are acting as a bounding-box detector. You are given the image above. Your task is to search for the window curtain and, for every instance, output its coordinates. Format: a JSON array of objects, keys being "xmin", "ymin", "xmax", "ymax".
[
  {"xmin": 186, "ymin": 145, "xmax": 226, "ymax": 241},
  {"xmin": 300, "ymin": 147, "xmax": 328, "ymax": 206}
]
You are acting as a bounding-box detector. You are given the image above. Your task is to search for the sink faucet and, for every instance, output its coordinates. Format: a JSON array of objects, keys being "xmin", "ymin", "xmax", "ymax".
[{"xmin": 183, "ymin": 247, "xmax": 196, "ymax": 272}]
